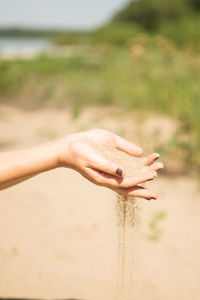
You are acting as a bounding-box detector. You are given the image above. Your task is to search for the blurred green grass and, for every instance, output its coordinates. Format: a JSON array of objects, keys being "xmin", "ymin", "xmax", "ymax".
[{"xmin": 0, "ymin": 34, "xmax": 199, "ymax": 171}]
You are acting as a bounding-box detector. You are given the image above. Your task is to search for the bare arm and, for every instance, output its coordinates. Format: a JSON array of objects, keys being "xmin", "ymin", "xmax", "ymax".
[
  {"xmin": 0, "ymin": 142, "xmax": 59, "ymax": 190},
  {"xmin": 0, "ymin": 129, "xmax": 163, "ymax": 199}
]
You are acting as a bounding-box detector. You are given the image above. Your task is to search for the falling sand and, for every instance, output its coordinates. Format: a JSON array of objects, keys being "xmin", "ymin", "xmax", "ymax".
[
  {"xmin": 98, "ymin": 146, "xmax": 152, "ymax": 300},
  {"xmin": 115, "ymin": 193, "xmax": 138, "ymax": 300}
]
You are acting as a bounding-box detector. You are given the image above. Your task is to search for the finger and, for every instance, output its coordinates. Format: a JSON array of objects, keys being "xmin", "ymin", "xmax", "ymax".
[
  {"xmin": 113, "ymin": 186, "xmax": 157, "ymax": 200},
  {"xmin": 85, "ymin": 168, "xmax": 157, "ymax": 189},
  {"xmin": 142, "ymin": 153, "xmax": 160, "ymax": 166},
  {"xmin": 87, "ymin": 153, "xmax": 125, "ymax": 178},
  {"xmin": 117, "ymin": 171, "xmax": 157, "ymax": 188},
  {"xmin": 115, "ymin": 135, "xmax": 143, "ymax": 157},
  {"xmin": 149, "ymin": 162, "xmax": 164, "ymax": 171}
]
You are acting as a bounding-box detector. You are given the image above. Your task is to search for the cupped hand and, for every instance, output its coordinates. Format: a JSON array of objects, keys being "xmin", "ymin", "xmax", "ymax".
[
  {"xmin": 112, "ymin": 152, "xmax": 164, "ymax": 200},
  {"xmin": 56, "ymin": 129, "xmax": 164, "ymax": 200}
]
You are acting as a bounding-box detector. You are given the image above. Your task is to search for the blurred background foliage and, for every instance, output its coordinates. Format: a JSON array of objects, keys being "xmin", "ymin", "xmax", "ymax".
[{"xmin": 0, "ymin": 0, "xmax": 200, "ymax": 172}]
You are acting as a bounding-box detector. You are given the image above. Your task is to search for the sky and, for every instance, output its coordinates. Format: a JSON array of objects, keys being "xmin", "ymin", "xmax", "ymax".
[{"xmin": 0, "ymin": 0, "xmax": 130, "ymax": 30}]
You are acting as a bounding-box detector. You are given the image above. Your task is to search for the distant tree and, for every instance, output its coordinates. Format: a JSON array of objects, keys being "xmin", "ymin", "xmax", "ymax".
[
  {"xmin": 188, "ymin": 0, "xmax": 200, "ymax": 10},
  {"xmin": 113, "ymin": 0, "xmax": 190, "ymax": 30}
]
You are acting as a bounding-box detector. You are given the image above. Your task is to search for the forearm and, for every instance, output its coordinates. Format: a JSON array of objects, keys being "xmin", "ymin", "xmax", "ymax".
[
  {"xmin": 0, "ymin": 142, "xmax": 59, "ymax": 190},
  {"xmin": 0, "ymin": 129, "xmax": 163, "ymax": 199}
]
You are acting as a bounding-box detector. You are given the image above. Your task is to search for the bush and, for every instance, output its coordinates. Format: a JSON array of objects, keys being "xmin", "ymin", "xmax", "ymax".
[
  {"xmin": 92, "ymin": 24, "xmax": 141, "ymax": 46},
  {"xmin": 188, "ymin": 0, "xmax": 200, "ymax": 10},
  {"xmin": 159, "ymin": 16, "xmax": 200, "ymax": 47},
  {"xmin": 113, "ymin": 0, "xmax": 189, "ymax": 30}
]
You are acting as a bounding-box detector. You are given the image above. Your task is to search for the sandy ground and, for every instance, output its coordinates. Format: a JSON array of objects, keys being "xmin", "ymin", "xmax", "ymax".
[{"xmin": 0, "ymin": 105, "xmax": 200, "ymax": 300}]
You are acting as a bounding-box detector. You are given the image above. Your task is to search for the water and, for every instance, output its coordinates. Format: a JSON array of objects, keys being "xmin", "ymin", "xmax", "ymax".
[{"xmin": 0, "ymin": 37, "xmax": 52, "ymax": 58}]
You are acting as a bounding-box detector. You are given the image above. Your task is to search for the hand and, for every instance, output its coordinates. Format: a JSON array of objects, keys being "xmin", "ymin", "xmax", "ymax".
[
  {"xmin": 56, "ymin": 129, "xmax": 164, "ymax": 200},
  {"xmin": 113, "ymin": 152, "xmax": 164, "ymax": 200}
]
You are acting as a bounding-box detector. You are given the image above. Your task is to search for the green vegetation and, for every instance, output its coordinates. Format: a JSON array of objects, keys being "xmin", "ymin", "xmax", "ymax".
[
  {"xmin": 0, "ymin": 0, "xmax": 200, "ymax": 172},
  {"xmin": 0, "ymin": 28, "xmax": 53, "ymax": 38},
  {"xmin": 0, "ymin": 36, "xmax": 199, "ymax": 170},
  {"xmin": 113, "ymin": 0, "xmax": 189, "ymax": 30},
  {"xmin": 112, "ymin": 0, "xmax": 200, "ymax": 47},
  {"xmin": 113, "ymin": 0, "xmax": 200, "ymax": 29},
  {"xmin": 92, "ymin": 24, "xmax": 142, "ymax": 46}
]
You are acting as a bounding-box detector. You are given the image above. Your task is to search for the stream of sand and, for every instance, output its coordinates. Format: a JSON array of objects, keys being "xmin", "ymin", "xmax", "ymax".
[{"xmin": 99, "ymin": 147, "xmax": 147, "ymax": 300}]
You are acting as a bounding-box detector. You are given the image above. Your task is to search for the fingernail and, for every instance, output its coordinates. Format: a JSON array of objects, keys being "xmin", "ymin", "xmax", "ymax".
[
  {"xmin": 147, "ymin": 178, "xmax": 154, "ymax": 181},
  {"xmin": 116, "ymin": 168, "xmax": 123, "ymax": 177},
  {"xmin": 145, "ymin": 197, "xmax": 157, "ymax": 201}
]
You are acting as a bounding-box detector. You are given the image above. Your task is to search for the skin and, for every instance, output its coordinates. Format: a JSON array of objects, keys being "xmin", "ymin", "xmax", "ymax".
[{"xmin": 0, "ymin": 129, "xmax": 164, "ymax": 199}]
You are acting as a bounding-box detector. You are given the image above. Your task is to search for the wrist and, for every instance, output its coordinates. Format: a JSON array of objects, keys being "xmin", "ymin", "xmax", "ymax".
[
  {"xmin": 52, "ymin": 136, "xmax": 73, "ymax": 168},
  {"xmin": 34, "ymin": 141, "xmax": 61, "ymax": 172}
]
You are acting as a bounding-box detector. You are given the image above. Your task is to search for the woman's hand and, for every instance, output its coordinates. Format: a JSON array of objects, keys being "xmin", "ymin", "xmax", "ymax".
[
  {"xmin": 0, "ymin": 128, "xmax": 163, "ymax": 195},
  {"xmin": 56, "ymin": 129, "xmax": 164, "ymax": 200},
  {"xmin": 112, "ymin": 152, "xmax": 164, "ymax": 199}
]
